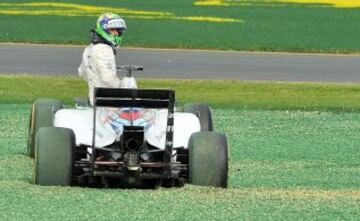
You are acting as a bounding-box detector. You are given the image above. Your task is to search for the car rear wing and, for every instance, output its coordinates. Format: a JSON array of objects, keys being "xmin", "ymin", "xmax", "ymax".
[
  {"xmin": 91, "ymin": 87, "xmax": 175, "ymax": 176},
  {"xmin": 94, "ymin": 88, "xmax": 173, "ymax": 108}
]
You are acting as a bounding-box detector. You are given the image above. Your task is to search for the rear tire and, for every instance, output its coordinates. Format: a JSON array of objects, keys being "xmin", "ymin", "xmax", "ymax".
[
  {"xmin": 34, "ymin": 127, "xmax": 74, "ymax": 186},
  {"xmin": 184, "ymin": 103, "xmax": 213, "ymax": 131},
  {"xmin": 27, "ymin": 99, "xmax": 63, "ymax": 158},
  {"xmin": 188, "ymin": 132, "xmax": 228, "ymax": 188}
]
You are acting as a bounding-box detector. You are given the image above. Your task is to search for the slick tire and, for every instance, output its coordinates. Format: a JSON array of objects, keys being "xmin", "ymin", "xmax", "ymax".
[
  {"xmin": 27, "ymin": 99, "xmax": 63, "ymax": 158},
  {"xmin": 34, "ymin": 127, "xmax": 74, "ymax": 186},
  {"xmin": 188, "ymin": 132, "xmax": 228, "ymax": 188},
  {"xmin": 184, "ymin": 103, "xmax": 213, "ymax": 131}
]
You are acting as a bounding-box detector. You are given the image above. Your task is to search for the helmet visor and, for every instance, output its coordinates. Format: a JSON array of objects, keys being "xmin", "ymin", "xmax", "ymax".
[{"xmin": 106, "ymin": 18, "xmax": 127, "ymax": 30}]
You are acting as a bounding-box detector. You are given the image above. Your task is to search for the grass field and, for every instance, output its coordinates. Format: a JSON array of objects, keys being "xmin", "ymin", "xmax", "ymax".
[
  {"xmin": 1, "ymin": 104, "xmax": 359, "ymax": 220},
  {"xmin": 0, "ymin": 75, "xmax": 359, "ymax": 219},
  {"xmin": 0, "ymin": 0, "xmax": 359, "ymax": 53},
  {"xmin": 1, "ymin": 75, "xmax": 360, "ymax": 111}
]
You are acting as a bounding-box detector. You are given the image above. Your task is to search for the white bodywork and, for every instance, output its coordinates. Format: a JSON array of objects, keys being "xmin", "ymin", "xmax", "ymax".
[
  {"xmin": 120, "ymin": 76, "xmax": 138, "ymax": 88},
  {"xmin": 54, "ymin": 108, "xmax": 200, "ymax": 149}
]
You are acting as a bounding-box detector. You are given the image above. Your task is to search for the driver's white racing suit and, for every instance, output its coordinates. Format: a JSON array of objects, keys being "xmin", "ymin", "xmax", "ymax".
[
  {"xmin": 78, "ymin": 43, "xmax": 142, "ymax": 138},
  {"xmin": 78, "ymin": 43, "xmax": 121, "ymax": 105}
]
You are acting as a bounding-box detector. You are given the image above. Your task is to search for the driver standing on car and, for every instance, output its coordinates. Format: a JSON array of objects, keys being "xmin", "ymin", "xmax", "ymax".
[{"xmin": 78, "ymin": 12, "xmax": 127, "ymax": 105}]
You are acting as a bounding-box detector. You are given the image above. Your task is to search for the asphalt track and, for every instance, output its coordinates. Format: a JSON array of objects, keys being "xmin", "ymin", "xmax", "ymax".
[{"xmin": 0, "ymin": 43, "xmax": 359, "ymax": 82}]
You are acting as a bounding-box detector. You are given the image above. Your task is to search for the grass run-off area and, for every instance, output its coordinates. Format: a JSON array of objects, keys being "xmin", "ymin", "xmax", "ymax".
[
  {"xmin": 0, "ymin": 0, "xmax": 359, "ymax": 53},
  {"xmin": 0, "ymin": 75, "xmax": 359, "ymax": 219},
  {"xmin": 1, "ymin": 74, "xmax": 360, "ymax": 112}
]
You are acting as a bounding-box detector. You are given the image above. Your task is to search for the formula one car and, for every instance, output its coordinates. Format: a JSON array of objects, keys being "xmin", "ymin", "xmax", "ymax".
[{"xmin": 27, "ymin": 66, "xmax": 228, "ymax": 188}]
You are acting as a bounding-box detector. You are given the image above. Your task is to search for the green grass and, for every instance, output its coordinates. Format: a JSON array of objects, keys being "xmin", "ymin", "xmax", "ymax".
[
  {"xmin": 222, "ymin": 110, "xmax": 360, "ymax": 188},
  {"xmin": 0, "ymin": 104, "xmax": 359, "ymax": 220},
  {"xmin": 0, "ymin": 0, "xmax": 359, "ymax": 53},
  {"xmin": 1, "ymin": 74, "xmax": 360, "ymax": 111},
  {"xmin": 1, "ymin": 75, "xmax": 359, "ymax": 219}
]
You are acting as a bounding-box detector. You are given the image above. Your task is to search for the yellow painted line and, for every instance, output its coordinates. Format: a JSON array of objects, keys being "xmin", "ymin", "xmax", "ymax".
[
  {"xmin": 194, "ymin": 0, "xmax": 360, "ymax": 8},
  {"xmin": 0, "ymin": 2, "xmax": 242, "ymax": 23}
]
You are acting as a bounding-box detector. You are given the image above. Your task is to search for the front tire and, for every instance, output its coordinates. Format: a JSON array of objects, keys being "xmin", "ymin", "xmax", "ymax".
[
  {"xmin": 188, "ymin": 132, "xmax": 228, "ymax": 188},
  {"xmin": 34, "ymin": 127, "xmax": 74, "ymax": 186},
  {"xmin": 183, "ymin": 103, "xmax": 213, "ymax": 131},
  {"xmin": 27, "ymin": 99, "xmax": 63, "ymax": 158}
]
